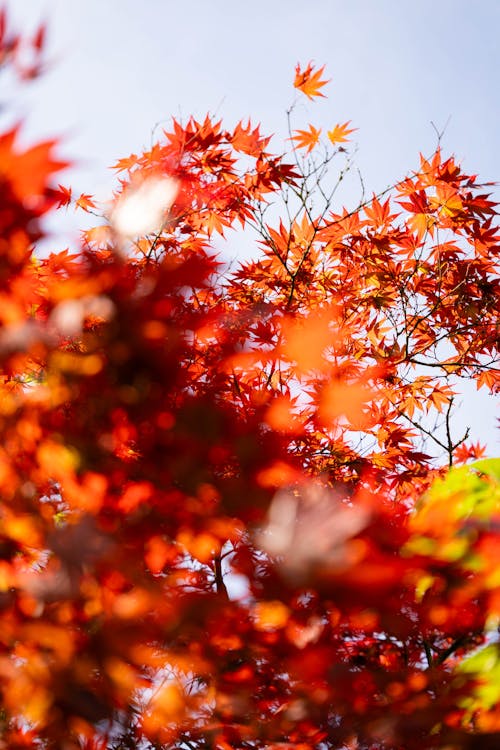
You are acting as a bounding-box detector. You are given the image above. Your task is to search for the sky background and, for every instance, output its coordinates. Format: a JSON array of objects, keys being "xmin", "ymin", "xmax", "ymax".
[{"xmin": 5, "ymin": 0, "xmax": 500, "ymax": 451}]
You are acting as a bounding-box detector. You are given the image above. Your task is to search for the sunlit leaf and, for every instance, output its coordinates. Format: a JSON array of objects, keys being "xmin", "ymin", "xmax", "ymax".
[
  {"xmin": 294, "ymin": 61, "xmax": 330, "ymax": 99},
  {"xmin": 327, "ymin": 121, "xmax": 356, "ymax": 145},
  {"xmin": 290, "ymin": 124, "xmax": 322, "ymax": 154}
]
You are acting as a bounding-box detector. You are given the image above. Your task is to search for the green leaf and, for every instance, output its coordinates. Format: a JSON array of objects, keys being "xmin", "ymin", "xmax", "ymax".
[{"xmin": 456, "ymin": 644, "xmax": 500, "ymax": 710}]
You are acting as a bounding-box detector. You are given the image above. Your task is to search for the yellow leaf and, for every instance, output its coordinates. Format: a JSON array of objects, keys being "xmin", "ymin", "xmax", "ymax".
[
  {"xmin": 327, "ymin": 121, "xmax": 356, "ymax": 145},
  {"xmin": 37, "ymin": 440, "xmax": 79, "ymax": 478}
]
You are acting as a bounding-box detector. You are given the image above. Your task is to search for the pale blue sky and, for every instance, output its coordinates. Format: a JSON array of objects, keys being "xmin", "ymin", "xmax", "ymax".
[
  {"xmin": 10, "ymin": 1, "xmax": 500, "ymax": 195},
  {"xmin": 5, "ymin": 0, "xmax": 500, "ymax": 451}
]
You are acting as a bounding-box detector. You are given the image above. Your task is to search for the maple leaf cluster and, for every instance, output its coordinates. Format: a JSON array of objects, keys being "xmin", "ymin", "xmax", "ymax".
[{"xmin": 0, "ymin": 22, "xmax": 499, "ymax": 750}]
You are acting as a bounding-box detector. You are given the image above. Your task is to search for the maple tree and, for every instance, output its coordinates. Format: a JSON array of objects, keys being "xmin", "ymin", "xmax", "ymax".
[{"xmin": 0, "ymin": 13, "xmax": 499, "ymax": 749}]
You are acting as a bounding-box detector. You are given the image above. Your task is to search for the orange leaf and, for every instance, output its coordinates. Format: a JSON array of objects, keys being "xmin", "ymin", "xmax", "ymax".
[
  {"xmin": 327, "ymin": 121, "xmax": 356, "ymax": 145},
  {"xmin": 453, "ymin": 441, "xmax": 487, "ymax": 465},
  {"xmin": 408, "ymin": 212, "xmax": 435, "ymax": 241},
  {"xmin": 428, "ymin": 386, "xmax": 453, "ymax": 413},
  {"xmin": 265, "ymin": 395, "xmax": 300, "ymax": 433},
  {"xmin": 177, "ymin": 529, "xmax": 220, "ymax": 564},
  {"xmin": 294, "ymin": 62, "xmax": 329, "ymax": 100},
  {"xmin": 118, "ymin": 481, "xmax": 154, "ymax": 513},
  {"xmin": 253, "ymin": 600, "xmax": 290, "ymax": 631},
  {"xmin": 290, "ymin": 124, "xmax": 322, "ymax": 154},
  {"xmin": 145, "ymin": 536, "xmax": 175, "ymax": 574},
  {"xmin": 75, "ymin": 193, "xmax": 97, "ymax": 212},
  {"xmin": 319, "ymin": 381, "xmax": 372, "ymax": 428},
  {"xmin": 282, "ymin": 307, "xmax": 340, "ymax": 372},
  {"xmin": 256, "ymin": 460, "xmax": 301, "ymax": 488},
  {"xmin": 231, "ymin": 119, "xmax": 271, "ymax": 156},
  {"xmin": 0, "ymin": 127, "xmax": 68, "ymax": 199},
  {"xmin": 429, "ymin": 183, "xmax": 463, "ymax": 218},
  {"xmin": 111, "ymin": 153, "xmax": 139, "ymax": 172},
  {"xmin": 82, "ymin": 224, "xmax": 112, "ymax": 246},
  {"xmin": 143, "ymin": 683, "xmax": 185, "ymax": 736},
  {"xmin": 476, "ymin": 368, "xmax": 500, "ymax": 392}
]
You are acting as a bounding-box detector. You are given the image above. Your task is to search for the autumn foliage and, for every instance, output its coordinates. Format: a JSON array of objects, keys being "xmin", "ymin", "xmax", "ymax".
[{"xmin": 0, "ymin": 16, "xmax": 499, "ymax": 750}]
